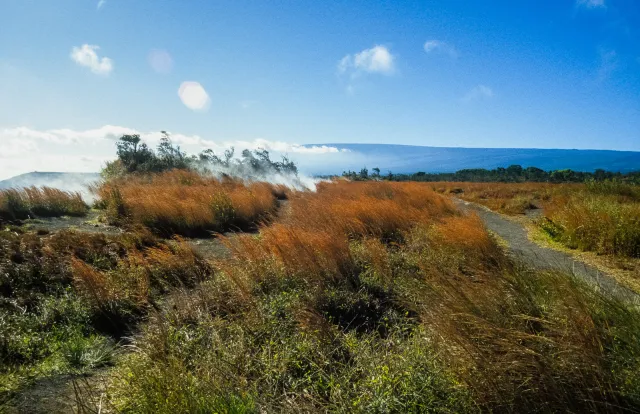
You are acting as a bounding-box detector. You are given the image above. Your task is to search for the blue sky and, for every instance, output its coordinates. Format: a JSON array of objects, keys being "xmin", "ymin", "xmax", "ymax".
[{"xmin": 0, "ymin": 0, "xmax": 639, "ymax": 179}]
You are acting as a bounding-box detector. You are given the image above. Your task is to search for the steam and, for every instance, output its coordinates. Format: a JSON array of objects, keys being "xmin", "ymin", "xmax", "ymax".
[
  {"xmin": 197, "ymin": 160, "xmax": 320, "ymax": 191},
  {"xmin": 193, "ymin": 148, "xmax": 321, "ymax": 190},
  {"xmin": 0, "ymin": 172, "xmax": 100, "ymax": 203}
]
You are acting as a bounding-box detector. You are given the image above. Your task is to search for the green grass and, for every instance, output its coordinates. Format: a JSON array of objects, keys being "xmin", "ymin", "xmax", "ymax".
[{"xmin": 0, "ymin": 228, "xmax": 212, "ymax": 406}]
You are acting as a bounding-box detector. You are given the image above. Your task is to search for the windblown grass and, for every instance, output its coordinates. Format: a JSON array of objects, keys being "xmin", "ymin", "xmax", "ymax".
[
  {"xmin": 95, "ymin": 170, "xmax": 278, "ymax": 236},
  {"xmin": 437, "ymin": 181, "xmax": 640, "ymax": 258},
  {"xmin": 99, "ymin": 180, "xmax": 640, "ymax": 412},
  {"xmin": 0, "ymin": 186, "xmax": 88, "ymax": 221},
  {"xmin": 0, "ymin": 228, "xmax": 212, "ymax": 403}
]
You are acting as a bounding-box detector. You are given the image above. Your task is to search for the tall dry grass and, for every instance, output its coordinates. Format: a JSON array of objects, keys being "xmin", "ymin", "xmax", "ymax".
[
  {"xmin": 0, "ymin": 186, "xmax": 88, "ymax": 221},
  {"xmin": 434, "ymin": 181, "xmax": 640, "ymax": 258},
  {"xmin": 95, "ymin": 170, "xmax": 278, "ymax": 236},
  {"xmin": 433, "ymin": 181, "xmax": 567, "ymax": 214},
  {"xmin": 100, "ymin": 181, "xmax": 640, "ymax": 412}
]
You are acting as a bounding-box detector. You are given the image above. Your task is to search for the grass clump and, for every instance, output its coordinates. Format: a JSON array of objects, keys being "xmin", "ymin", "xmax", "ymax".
[
  {"xmin": 0, "ymin": 186, "xmax": 88, "ymax": 222},
  {"xmin": 544, "ymin": 193, "xmax": 640, "ymax": 257},
  {"xmin": 94, "ymin": 170, "xmax": 278, "ymax": 236}
]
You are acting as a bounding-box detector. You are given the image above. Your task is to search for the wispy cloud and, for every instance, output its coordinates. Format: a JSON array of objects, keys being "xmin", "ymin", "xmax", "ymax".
[
  {"xmin": 462, "ymin": 85, "xmax": 494, "ymax": 103},
  {"xmin": 597, "ymin": 48, "xmax": 618, "ymax": 81},
  {"xmin": 423, "ymin": 40, "xmax": 458, "ymax": 58},
  {"xmin": 178, "ymin": 82, "xmax": 210, "ymax": 112},
  {"xmin": 70, "ymin": 44, "xmax": 113, "ymax": 75},
  {"xmin": 97, "ymin": 0, "xmax": 106, "ymax": 10},
  {"xmin": 576, "ymin": 0, "xmax": 606, "ymax": 9},
  {"xmin": 2, "ymin": 126, "xmax": 350, "ymax": 153},
  {"xmin": 338, "ymin": 45, "xmax": 396, "ymax": 77}
]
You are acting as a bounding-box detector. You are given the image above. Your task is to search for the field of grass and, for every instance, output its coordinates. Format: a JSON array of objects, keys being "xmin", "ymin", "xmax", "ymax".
[
  {"xmin": 92, "ymin": 181, "xmax": 640, "ymax": 412},
  {"xmin": 94, "ymin": 170, "xmax": 280, "ymax": 236},
  {"xmin": 3, "ymin": 179, "xmax": 640, "ymax": 412},
  {"xmin": 0, "ymin": 227, "xmax": 212, "ymax": 403},
  {"xmin": 0, "ymin": 187, "xmax": 88, "ymax": 222},
  {"xmin": 436, "ymin": 180, "xmax": 640, "ymax": 259}
]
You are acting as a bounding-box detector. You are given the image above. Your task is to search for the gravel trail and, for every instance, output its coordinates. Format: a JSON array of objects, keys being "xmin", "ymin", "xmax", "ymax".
[{"xmin": 453, "ymin": 198, "xmax": 638, "ymax": 303}]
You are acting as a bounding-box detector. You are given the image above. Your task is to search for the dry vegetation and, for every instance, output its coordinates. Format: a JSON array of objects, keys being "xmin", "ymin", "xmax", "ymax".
[
  {"xmin": 94, "ymin": 181, "xmax": 640, "ymax": 412},
  {"xmin": 94, "ymin": 170, "xmax": 280, "ymax": 236},
  {"xmin": 0, "ymin": 227, "xmax": 212, "ymax": 403},
  {"xmin": 436, "ymin": 180, "xmax": 640, "ymax": 258},
  {"xmin": 3, "ymin": 179, "xmax": 640, "ymax": 412},
  {"xmin": 0, "ymin": 186, "xmax": 88, "ymax": 222}
]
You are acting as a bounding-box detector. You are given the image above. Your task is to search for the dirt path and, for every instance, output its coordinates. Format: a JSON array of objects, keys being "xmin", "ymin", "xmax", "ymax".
[{"xmin": 453, "ymin": 198, "xmax": 638, "ymax": 303}]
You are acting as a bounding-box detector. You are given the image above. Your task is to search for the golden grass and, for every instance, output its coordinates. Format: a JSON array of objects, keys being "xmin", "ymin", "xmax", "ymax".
[
  {"xmin": 436, "ymin": 181, "xmax": 640, "ymax": 258},
  {"xmin": 433, "ymin": 181, "xmax": 568, "ymax": 214},
  {"xmin": 95, "ymin": 170, "xmax": 278, "ymax": 236},
  {"xmin": 71, "ymin": 235, "xmax": 211, "ymax": 317},
  {"xmin": 52, "ymin": 180, "xmax": 640, "ymax": 411},
  {"xmin": 0, "ymin": 186, "xmax": 88, "ymax": 221}
]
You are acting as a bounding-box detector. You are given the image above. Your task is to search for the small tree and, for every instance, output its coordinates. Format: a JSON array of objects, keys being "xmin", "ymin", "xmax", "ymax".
[{"xmin": 116, "ymin": 134, "xmax": 154, "ymax": 172}]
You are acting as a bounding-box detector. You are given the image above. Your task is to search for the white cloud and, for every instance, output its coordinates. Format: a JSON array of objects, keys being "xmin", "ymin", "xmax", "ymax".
[
  {"xmin": 423, "ymin": 40, "xmax": 458, "ymax": 58},
  {"xmin": 97, "ymin": 0, "xmax": 106, "ymax": 10},
  {"xmin": 178, "ymin": 81, "xmax": 210, "ymax": 111},
  {"xmin": 462, "ymin": 85, "xmax": 494, "ymax": 102},
  {"xmin": 70, "ymin": 44, "xmax": 113, "ymax": 75},
  {"xmin": 0, "ymin": 126, "xmax": 348, "ymax": 180},
  {"xmin": 577, "ymin": 0, "xmax": 606, "ymax": 8},
  {"xmin": 3, "ymin": 125, "xmax": 137, "ymax": 145},
  {"xmin": 0, "ymin": 138, "xmax": 39, "ymax": 158},
  {"xmin": 338, "ymin": 45, "xmax": 395, "ymax": 77}
]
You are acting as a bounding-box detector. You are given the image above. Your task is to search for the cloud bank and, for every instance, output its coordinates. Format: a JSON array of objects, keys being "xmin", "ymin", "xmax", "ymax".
[{"xmin": 0, "ymin": 126, "xmax": 348, "ymax": 181}]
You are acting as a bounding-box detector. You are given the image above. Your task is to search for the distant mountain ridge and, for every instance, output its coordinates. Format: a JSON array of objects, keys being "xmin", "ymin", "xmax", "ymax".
[
  {"xmin": 1, "ymin": 146, "xmax": 638, "ymax": 189},
  {"xmin": 312, "ymin": 144, "xmax": 640, "ymax": 175},
  {"xmin": 0, "ymin": 172, "xmax": 101, "ymax": 193}
]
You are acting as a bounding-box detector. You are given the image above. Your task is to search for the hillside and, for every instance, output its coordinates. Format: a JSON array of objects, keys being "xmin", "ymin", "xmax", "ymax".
[{"xmin": 0, "ymin": 172, "xmax": 100, "ymax": 193}]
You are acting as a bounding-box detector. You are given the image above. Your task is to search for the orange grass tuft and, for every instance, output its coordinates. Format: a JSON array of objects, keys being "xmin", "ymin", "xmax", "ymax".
[
  {"xmin": 95, "ymin": 170, "xmax": 278, "ymax": 236},
  {"xmin": 0, "ymin": 186, "xmax": 88, "ymax": 221}
]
